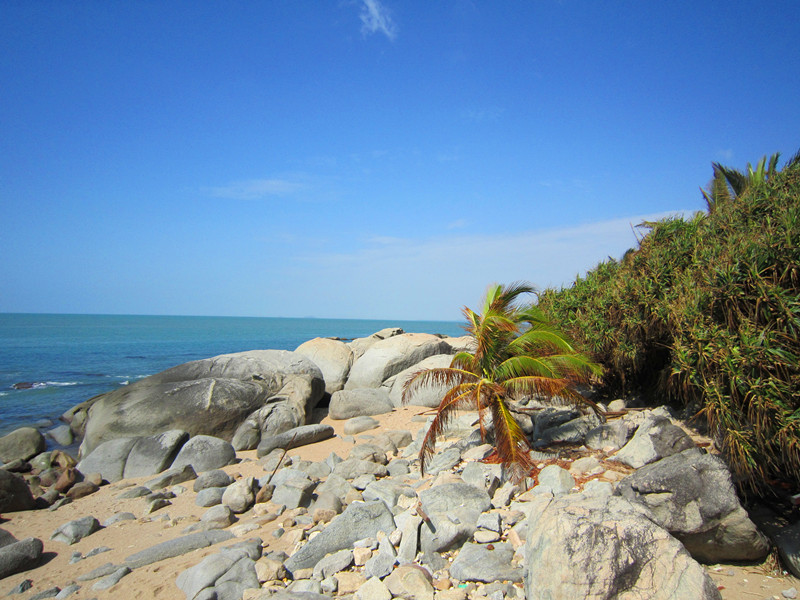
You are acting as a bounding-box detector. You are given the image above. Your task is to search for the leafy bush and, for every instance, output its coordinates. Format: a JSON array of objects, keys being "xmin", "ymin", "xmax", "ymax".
[{"xmin": 538, "ymin": 152, "xmax": 800, "ymax": 493}]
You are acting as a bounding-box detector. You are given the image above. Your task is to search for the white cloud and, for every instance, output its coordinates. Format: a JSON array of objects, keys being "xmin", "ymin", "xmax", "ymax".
[
  {"xmin": 282, "ymin": 210, "xmax": 691, "ymax": 320},
  {"xmin": 206, "ymin": 179, "xmax": 305, "ymax": 200},
  {"xmin": 360, "ymin": 0, "xmax": 397, "ymax": 41}
]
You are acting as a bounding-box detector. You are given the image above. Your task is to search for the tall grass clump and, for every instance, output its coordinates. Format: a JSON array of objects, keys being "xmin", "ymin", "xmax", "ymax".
[{"xmin": 538, "ymin": 151, "xmax": 800, "ymax": 494}]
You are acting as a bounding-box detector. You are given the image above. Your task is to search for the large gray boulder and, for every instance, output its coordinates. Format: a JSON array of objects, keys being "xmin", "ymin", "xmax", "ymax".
[
  {"xmin": 418, "ymin": 482, "xmax": 491, "ymax": 554},
  {"xmin": 348, "ymin": 328, "xmax": 404, "ymax": 360},
  {"xmin": 385, "ymin": 354, "xmax": 454, "ymax": 408},
  {"xmin": 72, "ymin": 350, "xmax": 325, "ymax": 456},
  {"xmin": 0, "ymin": 427, "xmax": 45, "ymax": 464},
  {"xmin": 524, "ymin": 492, "xmax": 721, "ymax": 600},
  {"xmin": 123, "ymin": 430, "xmax": 189, "ymax": 479},
  {"xmin": 231, "ymin": 395, "xmax": 306, "ymax": 451},
  {"xmin": 284, "ymin": 501, "xmax": 395, "ymax": 574},
  {"xmin": 0, "ymin": 470, "xmax": 36, "ymax": 513},
  {"xmin": 616, "ymin": 448, "xmax": 769, "ymax": 562},
  {"xmin": 295, "ymin": 337, "xmax": 355, "ymax": 394},
  {"xmin": 345, "ymin": 333, "xmax": 452, "ymax": 390},
  {"xmin": 328, "ymin": 389, "xmax": 394, "ymax": 420}
]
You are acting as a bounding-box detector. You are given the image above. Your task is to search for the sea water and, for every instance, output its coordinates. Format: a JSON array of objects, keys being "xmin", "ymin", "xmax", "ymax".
[{"xmin": 0, "ymin": 313, "xmax": 463, "ymax": 437}]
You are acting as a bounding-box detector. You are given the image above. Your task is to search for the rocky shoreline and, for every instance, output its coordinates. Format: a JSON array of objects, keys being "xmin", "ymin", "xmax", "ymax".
[{"xmin": 1, "ymin": 328, "xmax": 799, "ymax": 599}]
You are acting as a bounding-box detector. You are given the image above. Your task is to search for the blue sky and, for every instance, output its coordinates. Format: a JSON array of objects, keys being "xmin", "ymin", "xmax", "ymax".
[{"xmin": 2, "ymin": 1, "xmax": 799, "ymax": 320}]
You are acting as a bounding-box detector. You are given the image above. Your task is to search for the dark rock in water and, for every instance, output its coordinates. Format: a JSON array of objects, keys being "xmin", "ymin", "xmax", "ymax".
[
  {"xmin": 0, "ymin": 469, "xmax": 36, "ymax": 513},
  {"xmin": 0, "ymin": 537, "xmax": 44, "ymax": 580},
  {"xmin": 70, "ymin": 350, "xmax": 325, "ymax": 457},
  {"xmin": 11, "ymin": 382, "xmax": 34, "ymax": 390},
  {"xmin": 0, "ymin": 427, "xmax": 46, "ymax": 464}
]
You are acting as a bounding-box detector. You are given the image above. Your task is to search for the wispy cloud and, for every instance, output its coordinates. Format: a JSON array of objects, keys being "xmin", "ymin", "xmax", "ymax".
[
  {"xmin": 447, "ymin": 218, "xmax": 468, "ymax": 230},
  {"xmin": 360, "ymin": 0, "xmax": 397, "ymax": 41},
  {"xmin": 206, "ymin": 178, "xmax": 305, "ymax": 200},
  {"xmin": 717, "ymin": 148, "xmax": 735, "ymax": 161}
]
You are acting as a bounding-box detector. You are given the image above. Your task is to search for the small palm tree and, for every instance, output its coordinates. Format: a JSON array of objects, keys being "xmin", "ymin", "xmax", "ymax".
[{"xmin": 403, "ymin": 282, "xmax": 603, "ymax": 482}]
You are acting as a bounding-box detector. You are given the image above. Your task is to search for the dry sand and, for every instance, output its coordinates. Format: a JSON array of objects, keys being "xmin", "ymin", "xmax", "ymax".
[{"xmin": 2, "ymin": 405, "xmax": 797, "ymax": 599}]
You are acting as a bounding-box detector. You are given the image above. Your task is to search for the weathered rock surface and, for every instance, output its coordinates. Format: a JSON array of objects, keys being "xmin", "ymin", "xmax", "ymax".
[
  {"xmin": 612, "ymin": 415, "xmax": 695, "ymax": 469},
  {"xmin": 617, "ymin": 447, "xmax": 769, "ymax": 562},
  {"xmin": 524, "ymin": 492, "xmax": 722, "ymax": 600},
  {"xmin": 328, "ymin": 389, "xmax": 394, "ymax": 420},
  {"xmin": 450, "ymin": 542, "xmax": 522, "ymax": 583},
  {"xmin": 345, "ymin": 333, "xmax": 452, "ymax": 390},
  {"xmin": 125, "ymin": 530, "xmax": 235, "ymax": 569},
  {"xmin": 385, "ymin": 353, "xmax": 454, "ymax": 408},
  {"xmin": 123, "ymin": 430, "xmax": 190, "ymax": 479},
  {"xmin": 72, "ymin": 350, "xmax": 325, "ymax": 456},
  {"xmin": 418, "ymin": 482, "xmax": 491, "ymax": 554},
  {"xmin": 0, "ymin": 427, "xmax": 45, "ymax": 464},
  {"xmin": 50, "ymin": 516, "xmax": 101, "ymax": 545}
]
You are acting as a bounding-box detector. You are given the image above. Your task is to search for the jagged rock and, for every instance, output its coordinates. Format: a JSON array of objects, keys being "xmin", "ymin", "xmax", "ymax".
[
  {"xmin": 355, "ymin": 576, "xmax": 392, "ymax": 600},
  {"xmin": 50, "ymin": 516, "xmax": 101, "ymax": 545},
  {"xmin": 329, "ymin": 389, "xmax": 394, "ymax": 420},
  {"xmin": 170, "ymin": 435, "xmax": 236, "ymax": 473},
  {"xmin": 616, "ymin": 448, "xmax": 769, "ymax": 562},
  {"xmin": 0, "ymin": 469, "xmax": 36, "ymax": 513},
  {"xmin": 0, "ymin": 427, "xmax": 45, "ymax": 464},
  {"xmin": 612, "ymin": 415, "xmax": 695, "ymax": 469},
  {"xmin": 524, "ymin": 492, "xmax": 721, "ymax": 600},
  {"xmin": 284, "ymin": 501, "xmax": 395, "ymax": 574},
  {"xmin": 256, "ymin": 424, "xmax": 334, "ymax": 458}
]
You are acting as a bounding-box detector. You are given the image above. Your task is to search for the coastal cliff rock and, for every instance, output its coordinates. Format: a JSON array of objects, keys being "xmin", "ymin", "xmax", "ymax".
[{"xmin": 72, "ymin": 350, "xmax": 324, "ymax": 457}]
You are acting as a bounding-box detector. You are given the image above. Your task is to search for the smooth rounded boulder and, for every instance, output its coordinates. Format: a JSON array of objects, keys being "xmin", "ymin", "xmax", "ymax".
[
  {"xmin": 345, "ymin": 333, "xmax": 452, "ymax": 390},
  {"xmin": 72, "ymin": 350, "xmax": 325, "ymax": 456},
  {"xmin": 0, "ymin": 428, "xmax": 45, "ymax": 464},
  {"xmin": 328, "ymin": 389, "xmax": 394, "ymax": 420},
  {"xmin": 295, "ymin": 337, "xmax": 354, "ymax": 394},
  {"xmin": 170, "ymin": 436, "xmax": 236, "ymax": 473}
]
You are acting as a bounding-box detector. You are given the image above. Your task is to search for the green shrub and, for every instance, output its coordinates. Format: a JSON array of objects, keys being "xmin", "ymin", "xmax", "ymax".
[{"xmin": 538, "ymin": 153, "xmax": 800, "ymax": 493}]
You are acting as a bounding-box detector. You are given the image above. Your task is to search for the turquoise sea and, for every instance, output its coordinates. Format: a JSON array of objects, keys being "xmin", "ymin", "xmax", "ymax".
[{"xmin": 0, "ymin": 313, "xmax": 463, "ymax": 437}]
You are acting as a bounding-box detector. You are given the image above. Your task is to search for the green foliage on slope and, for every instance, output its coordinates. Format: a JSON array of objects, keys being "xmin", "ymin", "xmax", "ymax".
[{"xmin": 538, "ymin": 151, "xmax": 800, "ymax": 493}]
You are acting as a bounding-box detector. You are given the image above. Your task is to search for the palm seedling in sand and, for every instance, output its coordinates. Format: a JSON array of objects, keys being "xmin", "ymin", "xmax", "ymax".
[{"xmin": 403, "ymin": 282, "xmax": 602, "ymax": 482}]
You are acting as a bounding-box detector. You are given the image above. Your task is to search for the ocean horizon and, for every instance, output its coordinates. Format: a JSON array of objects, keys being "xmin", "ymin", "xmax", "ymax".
[{"xmin": 0, "ymin": 312, "xmax": 464, "ymax": 437}]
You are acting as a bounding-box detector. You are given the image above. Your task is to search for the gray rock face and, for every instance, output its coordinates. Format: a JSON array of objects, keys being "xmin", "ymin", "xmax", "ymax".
[
  {"xmin": 284, "ymin": 501, "xmax": 396, "ymax": 574},
  {"xmin": 222, "ymin": 477, "xmax": 256, "ymax": 514},
  {"xmin": 332, "ymin": 458, "xmax": 389, "ymax": 480},
  {"xmin": 196, "ymin": 487, "xmax": 227, "ymax": 508},
  {"xmin": 231, "ymin": 398, "xmax": 306, "ymax": 451},
  {"xmin": 612, "ymin": 415, "xmax": 695, "ymax": 469},
  {"xmin": 145, "ymin": 464, "xmax": 197, "ymax": 490},
  {"xmin": 272, "ymin": 477, "xmax": 315, "ymax": 509},
  {"xmin": 328, "ymin": 389, "xmax": 394, "ymax": 420},
  {"xmin": 170, "ymin": 435, "xmax": 236, "ymax": 473},
  {"xmin": 176, "ymin": 547, "xmax": 260, "ymax": 600},
  {"xmin": 524, "ymin": 492, "xmax": 721, "ymax": 600},
  {"xmin": 200, "ymin": 504, "xmax": 236, "ymax": 530},
  {"xmin": 533, "ymin": 414, "xmax": 599, "ymax": 447},
  {"xmin": 616, "ymin": 448, "xmax": 769, "ymax": 562},
  {"xmin": 125, "ymin": 530, "xmax": 235, "ymax": 569},
  {"xmin": 0, "ymin": 427, "xmax": 46, "ymax": 463},
  {"xmin": 123, "ymin": 430, "xmax": 189, "ymax": 479},
  {"xmin": 256, "ymin": 424, "xmax": 335, "ymax": 458},
  {"xmin": 50, "ymin": 516, "xmax": 101, "ymax": 545},
  {"xmin": 450, "ymin": 542, "xmax": 522, "ymax": 583},
  {"xmin": 345, "ymin": 333, "xmax": 452, "ymax": 390},
  {"xmin": 194, "ymin": 469, "xmax": 234, "ymax": 492},
  {"xmin": 348, "ymin": 328, "xmax": 405, "ymax": 360},
  {"xmin": 0, "ymin": 469, "xmax": 36, "ymax": 513},
  {"xmin": 0, "ymin": 537, "xmax": 43, "ymax": 579},
  {"xmin": 75, "ymin": 350, "xmax": 325, "ymax": 456},
  {"xmin": 585, "ymin": 419, "xmax": 630, "ymax": 451},
  {"xmin": 386, "ymin": 354, "xmax": 454, "ymax": 408},
  {"xmin": 46, "ymin": 424, "xmax": 74, "ymax": 447},
  {"xmin": 295, "ymin": 337, "xmax": 355, "ymax": 395},
  {"xmin": 76, "ymin": 437, "xmax": 137, "ymax": 482}
]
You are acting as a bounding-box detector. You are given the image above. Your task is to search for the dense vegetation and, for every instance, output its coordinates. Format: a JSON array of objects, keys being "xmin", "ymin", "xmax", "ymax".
[{"xmin": 538, "ymin": 151, "xmax": 800, "ymax": 494}]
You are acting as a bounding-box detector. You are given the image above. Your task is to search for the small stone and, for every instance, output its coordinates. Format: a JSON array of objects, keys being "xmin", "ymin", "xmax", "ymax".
[
  {"xmin": 783, "ymin": 588, "xmax": 798, "ymax": 599},
  {"xmin": 353, "ymin": 546, "xmax": 372, "ymax": 566},
  {"xmin": 7, "ymin": 579, "xmax": 33, "ymax": 594},
  {"xmin": 355, "ymin": 576, "xmax": 392, "ymax": 600},
  {"xmin": 335, "ymin": 571, "xmax": 367, "ymax": 595},
  {"xmin": 28, "ymin": 587, "xmax": 60, "ymax": 599}
]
